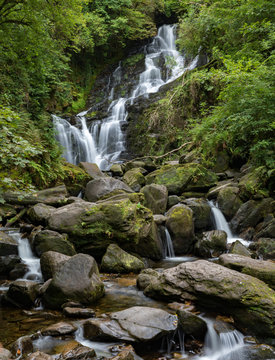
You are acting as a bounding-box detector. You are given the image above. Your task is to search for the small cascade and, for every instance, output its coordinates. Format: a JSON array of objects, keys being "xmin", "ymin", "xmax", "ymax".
[
  {"xmin": 208, "ymin": 201, "xmax": 250, "ymax": 247},
  {"xmin": 162, "ymin": 228, "xmax": 175, "ymax": 258},
  {"xmin": 53, "ymin": 24, "xmax": 199, "ymax": 170},
  {"xmin": 197, "ymin": 319, "xmax": 245, "ymax": 360},
  {"xmin": 9, "ymin": 230, "xmax": 43, "ymax": 282}
]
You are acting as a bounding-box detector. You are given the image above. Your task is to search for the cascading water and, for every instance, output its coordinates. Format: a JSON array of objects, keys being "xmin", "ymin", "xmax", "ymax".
[
  {"xmin": 162, "ymin": 228, "xmax": 176, "ymax": 258},
  {"xmin": 8, "ymin": 230, "xmax": 42, "ymax": 282},
  {"xmin": 208, "ymin": 201, "xmax": 250, "ymax": 247},
  {"xmin": 53, "ymin": 24, "xmax": 199, "ymax": 170}
]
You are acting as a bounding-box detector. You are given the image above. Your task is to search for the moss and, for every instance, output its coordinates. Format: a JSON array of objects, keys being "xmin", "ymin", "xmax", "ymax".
[{"xmin": 60, "ymin": 162, "xmax": 91, "ymax": 196}]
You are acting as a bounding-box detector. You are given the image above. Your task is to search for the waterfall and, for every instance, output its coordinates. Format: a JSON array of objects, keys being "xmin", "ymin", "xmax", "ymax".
[
  {"xmin": 8, "ymin": 230, "xmax": 43, "ymax": 282},
  {"xmin": 197, "ymin": 319, "xmax": 245, "ymax": 360},
  {"xmin": 162, "ymin": 228, "xmax": 175, "ymax": 258},
  {"xmin": 208, "ymin": 201, "xmax": 250, "ymax": 247},
  {"xmin": 53, "ymin": 24, "xmax": 199, "ymax": 170}
]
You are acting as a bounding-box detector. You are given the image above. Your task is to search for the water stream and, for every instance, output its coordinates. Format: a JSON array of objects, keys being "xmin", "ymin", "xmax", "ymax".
[
  {"xmin": 209, "ymin": 201, "xmax": 250, "ymax": 247},
  {"xmin": 53, "ymin": 24, "xmax": 198, "ymax": 170}
]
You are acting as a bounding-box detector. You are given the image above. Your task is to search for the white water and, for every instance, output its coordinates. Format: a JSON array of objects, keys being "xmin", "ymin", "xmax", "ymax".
[
  {"xmin": 53, "ymin": 24, "xmax": 198, "ymax": 170},
  {"xmin": 196, "ymin": 319, "xmax": 245, "ymax": 360},
  {"xmin": 8, "ymin": 230, "xmax": 43, "ymax": 282},
  {"xmin": 163, "ymin": 228, "xmax": 176, "ymax": 258},
  {"xmin": 209, "ymin": 201, "xmax": 250, "ymax": 247}
]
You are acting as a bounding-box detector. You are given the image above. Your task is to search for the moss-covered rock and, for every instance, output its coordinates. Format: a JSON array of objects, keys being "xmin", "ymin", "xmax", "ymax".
[
  {"xmin": 254, "ymin": 238, "xmax": 275, "ymax": 260},
  {"xmin": 48, "ymin": 199, "xmax": 162, "ymax": 260},
  {"xmin": 101, "ymin": 244, "xmax": 145, "ymax": 273},
  {"xmin": 27, "ymin": 203, "xmax": 56, "ymax": 225},
  {"xmin": 177, "ymin": 309, "xmax": 207, "ymax": 340},
  {"xmin": 146, "ymin": 163, "xmax": 217, "ymax": 195},
  {"xmin": 110, "ymin": 164, "xmax": 124, "ymax": 177},
  {"xmin": 183, "ymin": 198, "xmax": 211, "ymax": 230},
  {"xmin": 166, "ymin": 204, "xmax": 195, "ymax": 254},
  {"xmin": 238, "ymin": 167, "xmax": 269, "ymax": 200},
  {"xmin": 33, "ymin": 230, "xmax": 76, "ymax": 257},
  {"xmin": 141, "ymin": 184, "xmax": 168, "ymax": 214},
  {"xmin": 123, "ymin": 168, "xmax": 146, "ymax": 192},
  {"xmin": 0, "ymin": 204, "xmax": 16, "ymax": 223},
  {"xmin": 61, "ymin": 163, "xmax": 92, "ymax": 196},
  {"xmin": 217, "ymin": 186, "xmax": 243, "ymax": 220},
  {"xmin": 195, "ymin": 230, "xmax": 227, "ymax": 258},
  {"xmin": 229, "ymin": 240, "xmax": 251, "ymax": 257}
]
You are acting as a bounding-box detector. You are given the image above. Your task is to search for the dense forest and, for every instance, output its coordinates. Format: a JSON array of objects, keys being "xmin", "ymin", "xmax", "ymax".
[{"xmin": 0, "ymin": 0, "xmax": 274, "ymax": 195}]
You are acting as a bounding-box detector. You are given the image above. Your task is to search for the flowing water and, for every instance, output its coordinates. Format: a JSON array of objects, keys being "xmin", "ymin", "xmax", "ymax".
[
  {"xmin": 8, "ymin": 230, "xmax": 43, "ymax": 282},
  {"xmin": 209, "ymin": 201, "xmax": 250, "ymax": 247},
  {"xmin": 53, "ymin": 24, "xmax": 199, "ymax": 170}
]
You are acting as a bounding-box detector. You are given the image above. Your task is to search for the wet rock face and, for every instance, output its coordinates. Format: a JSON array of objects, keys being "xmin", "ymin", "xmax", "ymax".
[
  {"xmin": 6, "ymin": 280, "xmax": 39, "ymax": 308},
  {"xmin": 0, "ymin": 231, "xmax": 18, "ymax": 256},
  {"xmin": 183, "ymin": 198, "xmax": 211, "ymax": 230},
  {"xmin": 176, "ymin": 309, "xmax": 207, "ymax": 340},
  {"xmin": 219, "ymin": 254, "xmax": 275, "ymax": 290},
  {"xmin": 84, "ymin": 306, "xmax": 177, "ymax": 343},
  {"xmin": 42, "ymin": 253, "xmax": 104, "ymax": 309},
  {"xmin": 101, "ymin": 244, "xmax": 145, "ymax": 274},
  {"xmin": 33, "ymin": 230, "xmax": 76, "ymax": 257},
  {"xmin": 138, "ymin": 260, "xmax": 275, "ymax": 338},
  {"xmin": 166, "ymin": 204, "xmax": 195, "ymax": 254},
  {"xmin": 40, "ymin": 251, "xmax": 71, "ymax": 281},
  {"xmin": 216, "ymin": 186, "xmax": 243, "ymax": 220}
]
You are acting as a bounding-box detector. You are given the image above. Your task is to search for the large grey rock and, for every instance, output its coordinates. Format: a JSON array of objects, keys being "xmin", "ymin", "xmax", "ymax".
[
  {"xmin": 27, "ymin": 203, "xmax": 56, "ymax": 225},
  {"xmin": 219, "ymin": 254, "xmax": 275, "ymax": 290},
  {"xmin": 123, "ymin": 168, "xmax": 146, "ymax": 192},
  {"xmin": 138, "ymin": 260, "xmax": 275, "ymax": 338},
  {"xmin": 195, "ymin": 230, "xmax": 227, "ymax": 258},
  {"xmin": 84, "ymin": 306, "xmax": 177, "ymax": 342},
  {"xmin": 101, "ymin": 244, "xmax": 145, "ymax": 273},
  {"xmin": 85, "ymin": 177, "xmax": 133, "ymax": 202},
  {"xmin": 26, "ymin": 352, "xmax": 53, "ymax": 360},
  {"xmin": 0, "ymin": 231, "xmax": 18, "ymax": 256},
  {"xmin": 230, "ymin": 198, "xmax": 275, "ymax": 233},
  {"xmin": 40, "ymin": 250, "xmax": 71, "ymax": 281},
  {"xmin": 110, "ymin": 164, "xmax": 124, "ymax": 177},
  {"xmin": 254, "ymin": 218, "xmax": 275, "ymax": 240},
  {"xmin": 33, "ymin": 230, "xmax": 76, "ymax": 257},
  {"xmin": 48, "ymin": 199, "xmax": 162, "ymax": 260},
  {"xmin": 6, "ymin": 280, "xmax": 39, "ymax": 308},
  {"xmin": 166, "ymin": 204, "xmax": 195, "ymax": 254},
  {"xmin": 41, "ymin": 321, "xmax": 77, "ymax": 336},
  {"xmin": 79, "ymin": 162, "xmax": 105, "ymax": 179},
  {"xmin": 183, "ymin": 198, "xmax": 211, "ymax": 230},
  {"xmin": 217, "ymin": 186, "xmax": 243, "ymax": 220},
  {"xmin": 43, "ymin": 254, "xmax": 104, "ymax": 309},
  {"xmin": 59, "ymin": 345, "xmax": 96, "ymax": 360},
  {"xmin": 0, "ymin": 348, "xmax": 12, "ymax": 360},
  {"xmin": 229, "ymin": 240, "xmax": 251, "ymax": 257},
  {"xmin": 141, "ymin": 184, "xmax": 168, "ymax": 214}
]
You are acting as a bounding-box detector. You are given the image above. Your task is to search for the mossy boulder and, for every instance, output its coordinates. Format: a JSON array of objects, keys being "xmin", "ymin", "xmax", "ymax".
[
  {"xmin": 166, "ymin": 204, "xmax": 195, "ymax": 254},
  {"xmin": 238, "ymin": 167, "xmax": 269, "ymax": 200},
  {"xmin": 48, "ymin": 199, "xmax": 162, "ymax": 260},
  {"xmin": 176, "ymin": 309, "xmax": 207, "ymax": 340},
  {"xmin": 110, "ymin": 164, "xmax": 124, "ymax": 177},
  {"xmin": 219, "ymin": 254, "xmax": 275, "ymax": 290},
  {"xmin": 138, "ymin": 260, "xmax": 275, "ymax": 338},
  {"xmin": 79, "ymin": 162, "xmax": 105, "ymax": 179},
  {"xmin": 217, "ymin": 186, "xmax": 243, "ymax": 220},
  {"xmin": 123, "ymin": 168, "xmax": 146, "ymax": 192},
  {"xmin": 27, "ymin": 203, "xmax": 56, "ymax": 225},
  {"xmin": 43, "ymin": 253, "xmax": 104, "ymax": 309},
  {"xmin": 0, "ymin": 231, "xmax": 18, "ymax": 256},
  {"xmin": 33, "ymin": 230, "xmax": 76, "ymax": 257},
  {"xmin": 254, "ymin": 218, "xmax": 275, "ymax": 240},
  {"xmin": 62, "ymin": 163, "xmax": 92, "ymax": 196},
  {"xmin": 254, "ymin": 238, "xmax": 275, "ymax": 260},
  {"xmin": 183, "ymin": 198, "xmax": 211, "ymax": 230},
  {"xmin": 195, "ymin": 230, "xmax": 227, "ymax": 258},
  {"xmin": 124, "ymin": 161, "xmax": 146, "ymax": 172},
  {"xmin": 145, "ymin": 163, "xmax": 217, "ymax": 195},
  {"xmin": 229, "ymin": 240, "xmax": 251, "ymax": 257},
  {"xmin": 141, "ymin": 184, "xmax": 168, "ymax": 214},
  {"xmin": 101, "ymin": 244, "xmax": 145, "ymax": 273}
]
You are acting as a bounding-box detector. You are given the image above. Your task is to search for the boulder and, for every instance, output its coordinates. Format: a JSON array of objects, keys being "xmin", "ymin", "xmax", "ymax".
[
  {"xmin": 195, "ymin": 230, "xmax": 227, "ymax": 258},
  {"xmin": 219, "ymin": 254, "xmax": 275, "ymax": 290},
  {"xmin": 79, "ymin": 162, "xmax": 105, "ymax": 179},
  {"xmin": 207, "ymin": 180, "xmax": 237, "ymax": 200},
  {"xmin": 6, "ymin": 280, "xmax": 39, "ymax": 308},
  {"xmin": 110, "ymin": 164, "xmax": 124, "ymax": 177},
  {"xmin": 124, "ymin": 161, "xmax": 146, "ymax": 172},
  {"xmin": 254, "ymin": 238, "xmax": 275, "ymax": 260},
  {"xmin": 136, "ymin": 268, "xmax": 160, "ymax": 291},
  {"xmin": 59, "ymin": 345, "xmax": 96, "ymax": 360},
  {"xmin": 123, "ymin": 168, "xmax": 146, "ymax": 192},
  {"xmin": 166, "ymin": 204, "xmax": 195, "ymax": 254},
  {"xmin": 217, "ymin": 186, "xmax": 243, "ymax": 220},
  {"xmin": 146, "ymin": 163, "xmax": 217, "ymax": 195},
  {"xmin": 43, "ymin": 253, "xmax": 104, "ymax": 309},
  {"xmin": 48, "ymin": 199, "xmax": 162, "ymax": 260},
  {"xmin": 9, "ymin": 263, "xmax": 28, "ymax": 280},
  {"xmin": 254, "ymin": 218, "xmax": 275, "ymax": 240},
  {"xmin": 138, "ymin": 260, "xmax": 275, "ymax": 337},
  {"xmin": 183, "ymin": 198, "xmax": 211, "ymax": 230},
  {"xmin": 167, "ymin": 195, "xmax": 181, "ymax": 209},
  {"xmin": 101, "ymin": 244, "xmax": 145, "ymax": 273},
  {"xmin": 27, "ymin": 203, "xmax": 56, "ymax": 225},
  {"xmin": 26, "ymin": 352, "xmax": 53, "ymax": 360},
  {"xmin": 177, "ymin": 310, "xmax": 207, "ymax": 340},
  {"xmin": 0, "ymin": 231, "xmax": 18, "ymax": 256},
  {"xmin": 230, "ymin": 198, "xmax": 275, "ymax": 234},
  {"xmin": 0, "ymin": 255, "xmax": 20, "ymax": 276},
  {"xmin": 85, "ymin": 178, "xmax": 133, "ymax": 202},
  {"xmin": 10, "ymin": 335, "xmax": 33, "ymax": 357},
  {"xmin": 213, "ymin": 151, "xmax": 230, "ymax": 172},
  {"xmin": 41, "ymin": 321, "xmax": 77, "ymax": 336},
  {"xmin": 40, "ymin": 251, "xmax": 71, "ymax": 281},
  {"xmin": 33, "ymin": 230, "xmax": 76, "ymax": 257},
  {"xmin": 3, "ymin": 185, "xmax": 68, "ymax": 206},
  {"xmin": 229, "ymin": 240, "xmax": 251, "ymax": 257},
  {"xmin": 141, "ymin": 184, "xmax": 168, "ymax": 214},
  {"xmin": 0, "ymin": 348, "xmax": 12, "ymax": 360},
  {"xmin": 63, "ymin": 307, "xmax": 95, "ymax": 318},
  {"xmin": 84, "ymin": 306, "xmax": 177, "ymax": 342},
  {"xmin": 153, "ymin": 214, "xmax": 167, "ymax": 225}
]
